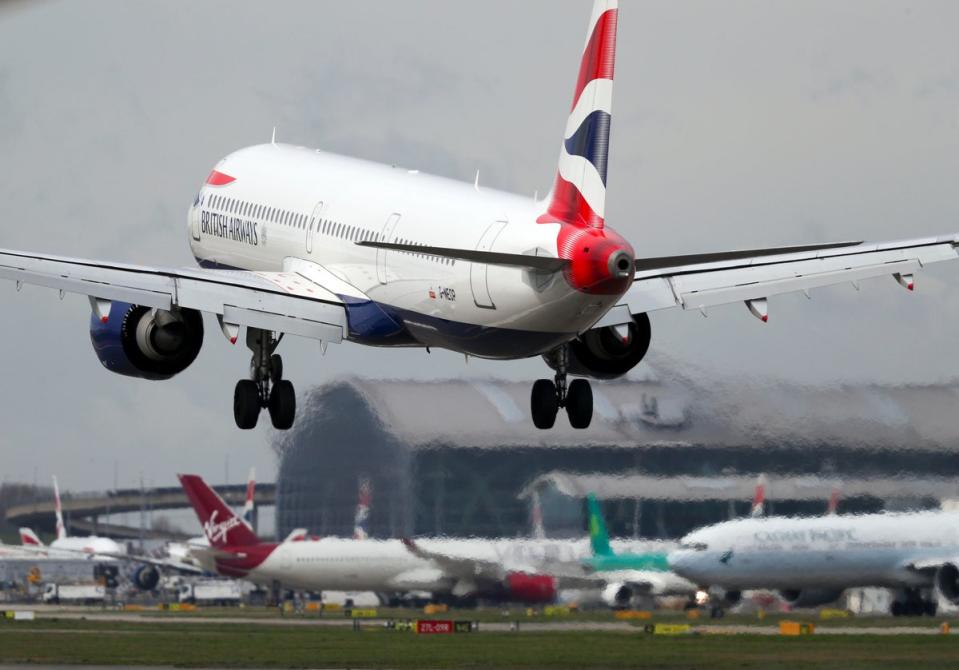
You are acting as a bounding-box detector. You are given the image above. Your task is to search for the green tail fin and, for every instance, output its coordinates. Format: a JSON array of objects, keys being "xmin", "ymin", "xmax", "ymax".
[{"xmin": 586, "ymin": 494, "xmax": 613, "ymax": 556}]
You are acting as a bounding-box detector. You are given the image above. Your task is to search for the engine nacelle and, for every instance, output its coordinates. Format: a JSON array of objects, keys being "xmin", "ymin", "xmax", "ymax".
[
  {"xmin": 131, "ymin": 565, "xmax": 160, "ymax": 591},
  {"xmin": 778, "ymin": 588, "xmax": 844, "ymax": 608},
  {"xmin": 935, "ymin": 564, "xmax": 959, "ymax": 604},
  {"xmin": 505, "ymin": 572, "xmax": 557, "ymax": 604},
  {"xmin": 545, "ymin": 313, "xmax": 651, "ymax": 380},
  {"xmin": 90, "ymin": 302, "xmax": 204, "ymax": 380},
  {"xmin": 601, "ymin": 582, "xmax": 633, "ymax": 609}
]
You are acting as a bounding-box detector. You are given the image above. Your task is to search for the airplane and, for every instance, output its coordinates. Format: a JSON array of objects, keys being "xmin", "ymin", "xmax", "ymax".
[
  {"xmin": 580, "ymin": 494, "xmax": 696, "ymax": 609},
  {"xmin": 668, "ymin": 506, "xmax": 959, "ymax": 617},
  {"xmin": 241, "ymin": 467, "xmax": 257, "ymax": 531},
  {"xmin": 750, "ymin": 475, "xmax": 767, "ymax": 519},
  {"xmin": 2, "ymin": 0, "xmax": 957, "ymax": 432},
  {"xmin": 179, "ymin": 472, "xmax": 600, "ymax": 604},
  {"xmin": 18, "ymin": 477, "xmax": 124, "ymax": 557},
  {"xmin": 353, "ymin": 478, "xmax": 372, "ymax": 540}
]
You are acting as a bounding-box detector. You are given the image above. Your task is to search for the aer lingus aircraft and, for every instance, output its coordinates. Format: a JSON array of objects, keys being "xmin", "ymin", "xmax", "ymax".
[
  {"xmin": 2, "ymin": 0, "xmax": 957, "ymax": 430},
  {"xmin": 582, "ymin": 495, "xmax": 696, "ymax": 608}
]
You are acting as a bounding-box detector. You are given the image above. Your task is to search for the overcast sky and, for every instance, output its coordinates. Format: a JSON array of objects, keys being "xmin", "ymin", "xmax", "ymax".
[{"xmin": 1, "ymin": 1, "xmax": 958, "ymax": 498}]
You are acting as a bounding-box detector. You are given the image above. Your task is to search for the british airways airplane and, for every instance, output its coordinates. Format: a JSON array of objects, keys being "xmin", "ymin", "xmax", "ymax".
[{"xmin": 2, "ymin": 0, "xmax": 957, "ymax": 430}]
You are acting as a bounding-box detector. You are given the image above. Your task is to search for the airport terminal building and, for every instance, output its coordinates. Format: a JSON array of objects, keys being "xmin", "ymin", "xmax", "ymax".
[{"xmin": 272, "ymin": 375, "xmax": 959, "ymax": 541}]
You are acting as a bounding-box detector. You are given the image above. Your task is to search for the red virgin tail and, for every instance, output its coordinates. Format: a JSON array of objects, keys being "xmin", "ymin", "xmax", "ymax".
[{"xmin": 178, "ymin": 474, "xmax": 259, "ymax": 548}]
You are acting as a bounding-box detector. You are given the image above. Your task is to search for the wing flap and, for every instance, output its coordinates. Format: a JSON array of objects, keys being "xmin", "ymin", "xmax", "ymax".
[
  {"xmin": 620, "ymin": 235, "xmax": 959, "ymax": 317},
  {"xmin": 0, "ymin": 248, "xmax": 348, "ymax": 343},
  {"xmin": 356, "ymin": 241, "xmax": 568, "ymax": 272}
]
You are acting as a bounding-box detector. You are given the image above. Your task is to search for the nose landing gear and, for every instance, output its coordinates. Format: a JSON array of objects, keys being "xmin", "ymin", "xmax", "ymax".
[
  {"xmin": 233, "ymin": 328, "xmax": 296, "ymax": 430},
  {"xmin": 531, "ymin": 345, "xmax": 593, "ymax": 430}
]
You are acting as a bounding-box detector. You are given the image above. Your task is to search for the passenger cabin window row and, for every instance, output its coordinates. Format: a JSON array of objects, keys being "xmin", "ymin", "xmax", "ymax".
[{"xmin": 204, "ymin": 194, "xmax": 453, "ymax": 264}]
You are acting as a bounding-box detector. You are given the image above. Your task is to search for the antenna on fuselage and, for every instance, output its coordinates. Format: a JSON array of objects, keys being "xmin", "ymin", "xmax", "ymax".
[
  {"xmin": 271, "ymin": 126, "xmax": 277, "ymax": 145},
  {"xmin": 474, "ymin": 170, "xmax": 480, "ymax": 191}
]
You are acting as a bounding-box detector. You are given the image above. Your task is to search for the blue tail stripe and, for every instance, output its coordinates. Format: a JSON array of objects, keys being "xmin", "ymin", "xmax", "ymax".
[{"xmin": 563, "ymin": 110, "xmax": 611, "ymax": 186}]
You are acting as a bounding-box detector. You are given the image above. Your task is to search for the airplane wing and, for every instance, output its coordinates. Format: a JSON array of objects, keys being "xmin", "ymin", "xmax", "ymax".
[
  {"xmin": 401, "ymin": 539, "xmax": 509, "ymax": 582},
  {"xmin": 597, "ymin": 235, "xmax": 959, "ymax": 326},
  {"xmin": 0, "ymin": 248, "xmax": 348, "ymax": 342}
]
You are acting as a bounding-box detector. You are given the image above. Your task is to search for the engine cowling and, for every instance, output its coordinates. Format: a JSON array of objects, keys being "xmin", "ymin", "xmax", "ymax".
[
  {"xmin": 90, "ymin": 302, "xmax": 204, "ymax": 380},
  {"xmin": 778, "ymin": 588, "xmax": 844, "ymax": 608},
  {"xmin": 131, "ymin": 565, "xmax": 160, "ymax": 591},
  {"xmin": 935, "ymin": 564, "xmax": 959, "ymax": 604},
  {"xmin": 545, "ymin": 313, "xmax": 651, "ymax": 380},
  {"xmin": 601, "ymin": 582, "xmax": 633, "ymax": 609},
  {"xmin": 504, "ymin": 572, "xmax": 557, "ymax": 604}
]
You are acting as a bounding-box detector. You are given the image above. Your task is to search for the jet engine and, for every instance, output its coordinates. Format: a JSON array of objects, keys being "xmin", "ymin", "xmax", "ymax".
[
  {"xmin": 131, "ymin": 565, "xmax": 160, "ymax": 591},
  {"xmin": 935, "ymin": 564, "xmax": 959, "ymax": 604},
  {"xmin": 545, "ymin": 313, "xmax": 651, "ymax": 380},
  {"xmin": 778, "ymin": 589, "xmax": 844, "ymax": 608},
  {"xmin": 504, "ymin": 572, "xmax": 557, "ymax": 604},
  {"xmin": 601, "ymin": 582, "xmax": 633, "ymax": 609},
  {"xmin": 90, "ymin": 302, "xmax": 204, "ymax": 380}
]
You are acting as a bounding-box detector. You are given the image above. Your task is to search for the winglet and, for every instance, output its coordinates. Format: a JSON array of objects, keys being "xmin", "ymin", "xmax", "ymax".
[
  {"xmin": 52, "ymin": 476, "xmax": 66, "ymax": 541},
  {"xmin": 586, "ymin": 494, "xmax": 613, "ymax": 556}
]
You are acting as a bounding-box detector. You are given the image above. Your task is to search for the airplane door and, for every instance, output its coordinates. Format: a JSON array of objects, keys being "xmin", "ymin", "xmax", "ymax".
[
  {"xmin": 306, "ymin": 201, "xmax": 324, "ymax": 254},
  {"xmin": 376, "ymin": 213, "xmax": 402, "ymax": 284},
  {"xmin": 470, "ymin": 220, "xmax": 508, "ymax": 309},
  {"xmin": 190, "ymin": 195, "xmax": 202, "ymax": 241}
]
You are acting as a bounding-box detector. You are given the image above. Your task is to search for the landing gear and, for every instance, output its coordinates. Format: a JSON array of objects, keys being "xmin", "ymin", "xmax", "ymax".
[
  {"xmin": 891, "ymin": 589, "xmax": 937, "ymax": 617},
  {"xmin": 233, "ymin": 329, "xmax": 296, "ymax": 430},
  {"xmin": 531, "ymin": 345, "xmax": 592, "ymax": 430}
]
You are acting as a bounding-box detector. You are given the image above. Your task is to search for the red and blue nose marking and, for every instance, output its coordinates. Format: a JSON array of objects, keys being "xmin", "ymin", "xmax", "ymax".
[{"xmin": 558, "ymin": 224, "xmax": 634, "ymax": 296}]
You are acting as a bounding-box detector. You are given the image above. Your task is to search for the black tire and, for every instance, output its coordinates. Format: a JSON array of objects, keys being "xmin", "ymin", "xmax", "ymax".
[
  {"xmin": 269, "ymin": 379, "xmax": 296, "ymax": 430},
  {"xmin": 565, "ymin": 378, "xmax": 593, "ymax": 429},
  {"xmin": 530, "ymin": 379, "xmax": 558, "ymax": 429},
  {"xmin": 270, "ymin": 353, "xmax": 283, "ymax": 381},
  {"xmin": 890, "ymin": 601, "xmax": 904, "ymax": 617},
  {"xmin": 924, "ymin": 600, "xmax": 938, "ymax": 617},
  {"xmin": 234, "ymin": 379, "xmax": 260, "ymax": 430}
]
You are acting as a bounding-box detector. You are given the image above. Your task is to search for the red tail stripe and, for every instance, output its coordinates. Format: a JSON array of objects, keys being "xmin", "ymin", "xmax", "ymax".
[
  {"xmin": 539, "ymin": 177, "xmax": 604, "ymax": 229},
  {"xmin": 571, "ymin": 9, "xmax": 618, "ymax": 111}
]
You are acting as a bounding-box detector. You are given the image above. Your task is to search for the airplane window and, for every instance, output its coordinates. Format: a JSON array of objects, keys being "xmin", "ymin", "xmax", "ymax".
[{"xmin": 679, "ymin": 542, "xmax": 708, "ymax": 551}]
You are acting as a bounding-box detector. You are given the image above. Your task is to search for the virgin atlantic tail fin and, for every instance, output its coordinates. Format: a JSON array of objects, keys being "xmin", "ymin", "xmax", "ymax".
[{"xmin": 178, "ymin": 474, "xmax": 259, "ymax": 548}]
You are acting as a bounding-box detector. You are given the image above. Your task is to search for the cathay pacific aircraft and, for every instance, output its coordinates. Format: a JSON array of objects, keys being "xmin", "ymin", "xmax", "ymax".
[
  {"xmin": 2, "ymin": 0, "xmax": 957, "ymax": 430},
  {"xmin": 669, "ymin": 509, "xmax": 959, "ymax": 616}
]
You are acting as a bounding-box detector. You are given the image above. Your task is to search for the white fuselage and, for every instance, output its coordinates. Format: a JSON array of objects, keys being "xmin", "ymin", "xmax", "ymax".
[
  {"xmin": 219, "ymin": 537, "xmax": 626, "ymax": 594},
  {"xmin": 669, "ymin": 511, "xmax": 959, "ymax": 591},
  {"xmin": 188, "ymin": 145, "xmax": 624, "ymax": 359},
  {"xmin": 50, "ymin": 536, "xmax": 125, "ymax": 558}
]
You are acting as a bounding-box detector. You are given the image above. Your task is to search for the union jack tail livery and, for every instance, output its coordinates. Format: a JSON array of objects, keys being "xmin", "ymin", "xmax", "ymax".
[
  {"xmin": 353, "ymin": 477, "xmax": 372, "ymax": 540},
  {"xmin": 178, "ymin": 474, "xmax": 259, "ymax": 548},
  {"xmin": 750, "ymin": 475, "xmax": 767, "ymax": 518},
  {"xmin": 19, "ymin": 527, "xmax": 43, "ymax": 547},
  {"xmin": 52, "ymin": 476, "xmax": 66, "ymax": 541},
  {"xmin": 544, "ymin": 0, "xmax": 617, "ymax": 230}
]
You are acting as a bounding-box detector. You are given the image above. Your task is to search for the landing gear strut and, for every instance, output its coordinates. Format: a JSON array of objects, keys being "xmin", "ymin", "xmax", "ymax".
[
  {"xmin": 531, "ymin": 345, "xmax": 593, "ymax": 430},
  {"xmin": 234, "ymin": 329, "xmax": 296, "ymax": 430}
]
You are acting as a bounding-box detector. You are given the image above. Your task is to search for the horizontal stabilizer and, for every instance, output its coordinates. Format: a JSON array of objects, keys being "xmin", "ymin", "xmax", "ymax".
[
  {"xmin": 634, "ymin": 241, "xmax": 863, "ymax": 273},
  {"xmin": 356, "ymin": 241, "xmax": 569, "ymax": 272}
]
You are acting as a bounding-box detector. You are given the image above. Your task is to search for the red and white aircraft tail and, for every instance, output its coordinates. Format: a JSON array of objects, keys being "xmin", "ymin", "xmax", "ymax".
[
  {"xmin": 530, "ymin": 490, "xmax": 546, "ymax": 540},
  {"xmin": 353, "ymin": 478, "xmax": 372, "ymax": 540},
  {"xmin": 52, "ymin": 476, "xmax": 66, "ymax": 541},
  {"xmin": 178, "ymin": 474, "xmax": 260, "ymax": 549},
  {"xmin": 19, "ymin": 527, "xmax": 43, "ymax": 547},
  {"xmin": 241, "ymin": 467, "xmax": 256, "ymax": 531},
  {"xmin": 750, "ymin": 475, "xmax": 767, "ymax": 518},
  {"xmin": 827, "ymin": 486, "xmax": 841, "ymax": 516}
]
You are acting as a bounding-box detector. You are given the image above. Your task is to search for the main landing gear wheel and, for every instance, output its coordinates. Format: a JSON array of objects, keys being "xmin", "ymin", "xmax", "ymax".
[
  {"xmin": 233, "ymin": 328, "xmax": 296, "ymax": 430},
  {"xmin": 531, "ymin": 379, "xmax": 559, "ymax": 429},
  {"xmin": 531, "ymin": 344, "xmax": 593, "ymax": 430}
]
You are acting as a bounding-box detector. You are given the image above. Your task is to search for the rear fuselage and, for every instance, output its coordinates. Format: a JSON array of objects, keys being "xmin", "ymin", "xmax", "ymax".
[{"xmin": 188, "ymin": 145, "xmax": 631, "ymax": 359}]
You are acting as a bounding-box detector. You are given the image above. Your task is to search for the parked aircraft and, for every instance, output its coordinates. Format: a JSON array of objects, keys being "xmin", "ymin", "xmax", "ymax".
[
  {"xmin": 0, "ymin": 1, "xmax": 954, "ymax": 431},
  {"xmin": 180, "ymin": 473, "xmax": 601, "ymax": 604},
  {"xmin": 18, "ymin": 477, "xmax": 123, "ymax": 557},
  {"xmin": 580, "ymin": 495, "xmax": 695, "ymax": 608},
  {"xmin": 669, "ymin": 507, "xmax": 959, "ymax": 616}
]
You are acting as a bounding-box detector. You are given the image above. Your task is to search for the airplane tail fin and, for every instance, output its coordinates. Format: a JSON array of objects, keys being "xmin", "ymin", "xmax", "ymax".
[
  {"xmin": 242, "ymin": 467, "xmax": 256, "ymax": 530},
  {"xmin": 52, "ymin": 476, "xmax": 66, "ymax": 541},
  {"xmin": 750, "ymin": 474, "xmax": 767, "ymax": 518},
  {"xmin": 827, "ymin": 486, "xmax": 841, "ymax": 516},
  {"xmin": 353, "ymin": 477, "xmax": 372, "ymax": 540},
  {"xmin": 586, "ymin": 494, "xmax": 613, "ymax": 556},
  {"xmin": 178, "ymin": 474, "xmax": 259, "ymax": 549},
  {"xmin": 530, "ymin": 490, "xmax": 546, "ymax": 540},
  {"xmin": 19, "ymin": 527, "xmax": 43, "ymax": 547},
  {"xmin": 540, "ymin": 0, "xmax": 618, "ymax": 229}
]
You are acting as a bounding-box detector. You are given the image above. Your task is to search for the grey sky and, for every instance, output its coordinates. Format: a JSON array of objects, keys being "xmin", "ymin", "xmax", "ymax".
[{"xmin": 0, "ymin": 1, "xmax": 958, "ymax": 494}]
